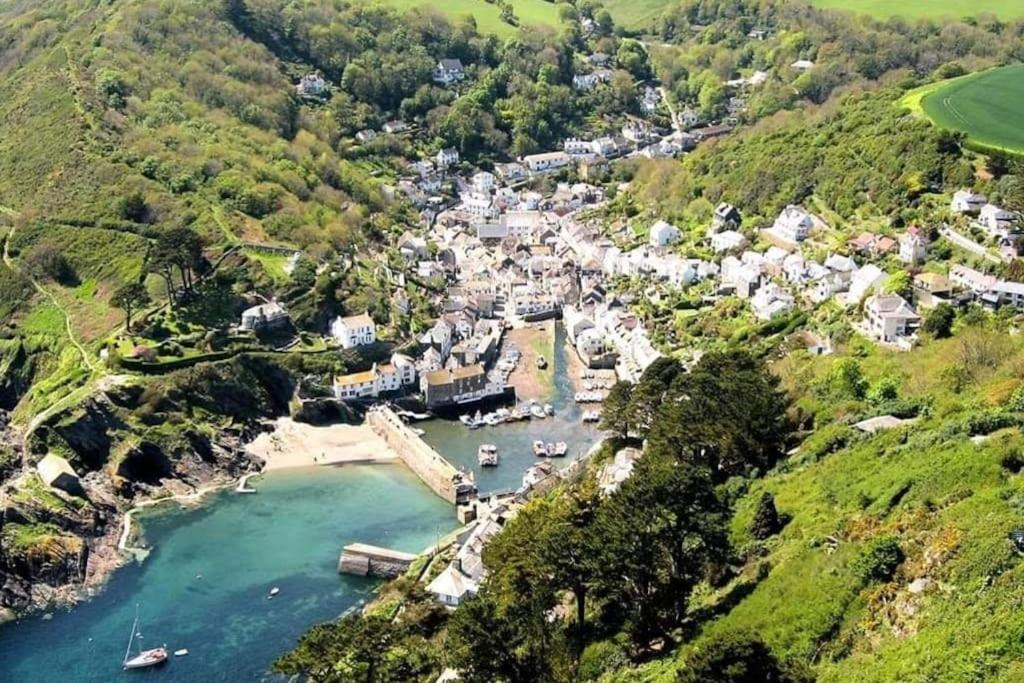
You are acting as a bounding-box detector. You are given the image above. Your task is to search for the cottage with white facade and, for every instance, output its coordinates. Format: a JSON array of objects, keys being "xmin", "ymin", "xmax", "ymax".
[
  {"xmin": 863, "ymin": 294, "xmax": 919, "ymax": 345},
  {"xmin": 330, "ymin": 312, "xmax": 376, "ymax": 349},
  {"xmin": 648, "ymin": 220, "xmax": 680, "ymax": 247},
  {"xmin": 433, "ymin": 58, "xmax": 466, "ymax": 85},
  {"xmin": 711, "ymin": 230, "xmax": 748, "ymax": 253},
  {"xmin": 436, "ymin": 147, "xmax": 460, "ymax": 168},
  {"xmin": 950, "ymin": 189, "xmax": 987, "ymax": 215}
]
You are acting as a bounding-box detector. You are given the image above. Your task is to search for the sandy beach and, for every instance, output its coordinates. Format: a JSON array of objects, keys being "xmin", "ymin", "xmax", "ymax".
[{"xmin": 246, "ymin": 417, "xmax": 398, "ymax": 470}]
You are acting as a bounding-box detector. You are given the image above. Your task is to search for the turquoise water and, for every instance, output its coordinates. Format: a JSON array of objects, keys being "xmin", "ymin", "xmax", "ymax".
[
  {"xmin": 0, "ymin": 324, "xmax": 601, "ymax": 681},
  {"xmin": 420, "ymin": 324, "xmax": 600, "ymax": 493},
  {"xmin": 0, "ymin": 465, "xmax": 452, "ymax": 682}
]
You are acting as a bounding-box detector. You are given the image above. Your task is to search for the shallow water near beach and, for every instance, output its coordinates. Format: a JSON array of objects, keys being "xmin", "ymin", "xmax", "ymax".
[
  {"xmin": 0, "ymin": 324, "xmax": 601, "ymax": 681},
  {"xmin": 0, "ymin": 465, "xmax": 452, "ymax": 682}
]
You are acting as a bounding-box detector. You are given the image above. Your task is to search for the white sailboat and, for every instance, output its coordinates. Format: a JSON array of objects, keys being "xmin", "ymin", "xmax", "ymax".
[{"xmin": 122, "ymin": 605, "xmax": 168, "ymax": 670}]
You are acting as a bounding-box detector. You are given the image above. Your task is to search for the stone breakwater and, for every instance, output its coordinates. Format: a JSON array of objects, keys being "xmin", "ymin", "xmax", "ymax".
[
  {"xmin": 367, "ymin": 407, "xmax": 475, "ymax": 505},
  {"xmin": 337, "ymin": 543, "xmax": 420, "ymax": 578}
]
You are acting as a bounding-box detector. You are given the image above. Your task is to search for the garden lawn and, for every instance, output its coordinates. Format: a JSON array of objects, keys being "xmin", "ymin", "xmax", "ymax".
[{"xmin": 918, "ymin": 65, "xmax": 1024, "ymax": 154}]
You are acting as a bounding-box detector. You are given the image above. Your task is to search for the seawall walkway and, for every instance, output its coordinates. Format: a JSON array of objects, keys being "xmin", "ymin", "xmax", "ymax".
[{"xmin": 367, "ymin": 406, "xmax": 475, "ymax": 505}]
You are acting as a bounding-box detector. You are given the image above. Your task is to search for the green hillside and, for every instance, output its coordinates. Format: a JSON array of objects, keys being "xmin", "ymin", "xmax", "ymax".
[
  {"xmin": 598, "ymin": 0, "xmax": 1024, "ymax": 28},
  {"xmin": 374, "ymin": 0, "xmax": 565, "ymax": 36},
  {"xmin": 620, "ymin": 329, "xmax": 1024, "ymax": 681},
  {"xmin": 916, "ymin": 65, "xmax": 1024, "ymax": 154},
  {"xmin": 810, "ymin": 0, "xmax": 1024, "ymax": 21}
]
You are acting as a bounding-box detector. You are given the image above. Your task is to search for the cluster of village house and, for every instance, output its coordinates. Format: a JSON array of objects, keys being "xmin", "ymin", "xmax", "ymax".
[{"xmin": 239, "ymin": 175, "xmax": 1023, "ymax": 427}]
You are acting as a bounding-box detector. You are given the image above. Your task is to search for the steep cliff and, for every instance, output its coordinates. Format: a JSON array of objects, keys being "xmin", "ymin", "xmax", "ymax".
[{"xmin": 0, "ymin": 355, "xmax": 297, "ymax": 616}]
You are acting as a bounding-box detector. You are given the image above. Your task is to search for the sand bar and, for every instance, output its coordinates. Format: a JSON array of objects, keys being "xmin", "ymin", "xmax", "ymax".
[{"xmin": 247, "ymin": 417, "xmax": 398, "ymax": 470}]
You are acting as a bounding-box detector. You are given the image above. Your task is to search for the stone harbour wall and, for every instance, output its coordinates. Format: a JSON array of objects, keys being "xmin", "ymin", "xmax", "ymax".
[{"xmin": 367, "ymin": 406, "xmax": 469, "ymax": 504}]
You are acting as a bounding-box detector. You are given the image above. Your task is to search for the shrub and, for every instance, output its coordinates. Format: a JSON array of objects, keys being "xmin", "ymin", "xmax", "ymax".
[
  {"xmin": 679, "ymin": 630, "xmax": 811, "ymax": 683},
  {"xmin": 750, "ymin": 492, "xmax": 782, "ymax": 540},
  {"xmin": 21, "ymin": 242, "xmax": 77, "ymax": 285},
  {"xmin": 854, "ymin": 536, "xmax": 904, "ymax": 585}
]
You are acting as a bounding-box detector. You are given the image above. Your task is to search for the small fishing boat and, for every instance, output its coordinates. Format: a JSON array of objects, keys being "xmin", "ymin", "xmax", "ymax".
[
  {"xmin": 483, "ymin": 412, "xmax": 503, "ymax": 427},
  {"xmin": 174, "ymin": 649, "xmax": 189, "ymax": 657},
  {"xmin": 532, "ymin": 440, "xmax": 549, "ymax": 457},
  {"xmin": 460, "ymin": 414, "xmax": 481, "ymax": 429},
  {"xmin": 478, "ymin": 444, "xmax": 499, "ymax": 467},
  {"xmin": 122, "ymin": 606, "xmax": 168, "ymax": 670},
  {"xmin": 269, "ymin": 587, "xmax": 280, "ymax": 598},
  {"xmin": 552, "ymin": 442, "xmax": 568, "ymax": 457},
  {"xmin": 530, "ymin": 404, "xmax": 547, "ymax": 419},
  {"xmin": 543, "ymin": 403, "xmax": 554, "ymax": 416}
]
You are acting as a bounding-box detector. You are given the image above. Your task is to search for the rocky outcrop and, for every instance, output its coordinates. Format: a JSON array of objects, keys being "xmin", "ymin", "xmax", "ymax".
[{"xmin": 0, "ymin": 355, "xmax": 291, "ymax": 616}]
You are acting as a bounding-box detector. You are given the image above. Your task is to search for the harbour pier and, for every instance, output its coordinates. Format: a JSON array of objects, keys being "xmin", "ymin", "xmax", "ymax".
[
  {"xmin": 366, "ymin": 406, "xmax": 476, "ymax": 505},
  {"xmin": 337, "ymin": 543, "xmax": 419, "ymax": 578}
]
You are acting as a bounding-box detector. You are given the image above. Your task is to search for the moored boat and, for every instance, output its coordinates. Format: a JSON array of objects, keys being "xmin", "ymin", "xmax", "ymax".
[
  {"xmin": 532, "ymin": 440, "xmax": 549, "ymax": 457},
  {"xmin": 478, "ymin": 444, "xmax": 499, "ymax": 467},
  {"xmin": 536, "ymin": 355, "xmax": 547, "ymax": 369},
  {"xmin": 530, "ymin": 404, "xmax": 547, "ymax": 419},
  {"xmin": 552, "ymin": 442, "xmax": 568, "ymax": 457},
  {"xmin": 543, "ymin": 403, "xmax": 554, "ymax": 416},
  {"xmin": 122, "ymin": 606, "xmax": 168, "ymax": 670}
]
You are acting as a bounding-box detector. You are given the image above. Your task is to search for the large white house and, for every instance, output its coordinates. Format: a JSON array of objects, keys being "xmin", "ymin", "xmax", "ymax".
[
  {"xmin": 710, "ymin": 230, "xmax": 748, "ymax": 253},
  {"xmin": 648, "ymin": 219, "xmax": 681, "ymax": 247},
  {"xmin": 950, "ymin": 189, "xmax": 987, "ymax": 215},
  {"xmin": 978, "ymin": 203, "xmax": 1018, "ymax": 237},
  {"xmin": 898, "ymin": 227, "xmax": 928, "ymax": 265},
  {"xmin": 846, "ymin": 264, "xmax": 887, "ymax": 305},
  {"xmin": 770, "ymin": 205, "xmax": 813, "ymax": 243},
  {"xmin": 522, "ymin": 151, "xmax": 571, "ymax": 173},
  {"xmin": 240, "ymin": 302, "xmax": 289, "ymax": 331},
  {"xmin": 330, "ymin": 312, "xmax": 376, "ymax": 348},
  {"xmin": 433, "ymin": 58, "xmax": 466, "ymax": 85},
  {"xmin": 436, "ymin": 147, "xmax": 460, "ymax": 168},
  {"xmin": 863, "ymin": 294, "xmax": 919, "ymax": 345}
]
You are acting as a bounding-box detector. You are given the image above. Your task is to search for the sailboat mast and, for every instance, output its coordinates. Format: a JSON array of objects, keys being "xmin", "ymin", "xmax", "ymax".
[{"xmin": 123, "ymin": 609, "xmax": 139, "ymax": 666}]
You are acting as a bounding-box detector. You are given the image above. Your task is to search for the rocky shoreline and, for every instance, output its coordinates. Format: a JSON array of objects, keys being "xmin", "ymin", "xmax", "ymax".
[{"xmin": 0, "ymin": 392, "xmax": 268, "ymax": 621}]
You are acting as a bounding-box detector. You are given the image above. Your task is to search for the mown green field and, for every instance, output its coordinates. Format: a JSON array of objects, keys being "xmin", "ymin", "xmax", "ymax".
[
  {"xmin": 917, "ymin": 64, "xmax": 1024, "ymax": 154},
  {"xmin": 811, "ymin": 0, "xmax": 1024, "ymax": 20},
  {"xmin": 373, "ymin": 0, "xmax": 563, "ymax": 36},
  {"xmin": 602, "ymin": 0, "xmax": 1024, "ymax": 27}
]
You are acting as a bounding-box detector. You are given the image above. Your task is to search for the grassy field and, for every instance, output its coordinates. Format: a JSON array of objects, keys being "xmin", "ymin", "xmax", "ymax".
[
  {"xmin": 810, "ymin": 0, "xmax": 1024, "ymax": 20},
  {"xmin": 600, "ymin": 0, "xmax": 676, "ymax": 28},
  {"xmin": 373, "ymin": 0, "xmax": 563, "ymax": 36},
  {"xmin": 599, "ymin": 0, "xmax": 1024, "ymax": 28},
  {"xmin": 911, "ymin": 65, "xmax": 1024, "ymax": 154}
]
